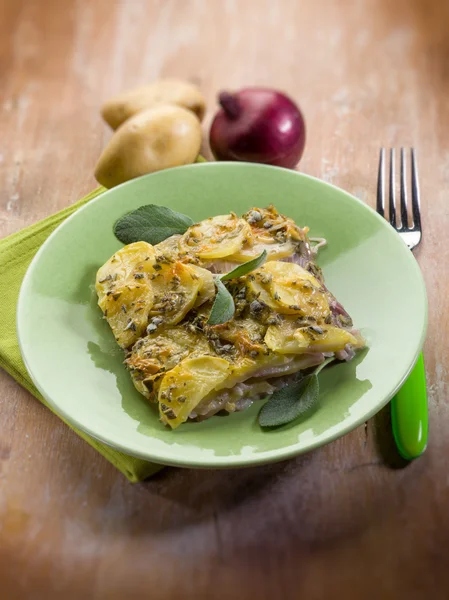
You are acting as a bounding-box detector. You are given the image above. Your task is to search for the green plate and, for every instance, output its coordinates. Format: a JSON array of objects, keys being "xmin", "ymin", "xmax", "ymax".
[{"xmin": 17, "ymin": 163, "xmax": 427, "ymax": 468}]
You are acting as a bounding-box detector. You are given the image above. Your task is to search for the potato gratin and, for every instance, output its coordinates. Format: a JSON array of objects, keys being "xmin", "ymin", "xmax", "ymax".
[{"xmin": 96, "ymin": 206, "xmax": 364, "ymax": 429}]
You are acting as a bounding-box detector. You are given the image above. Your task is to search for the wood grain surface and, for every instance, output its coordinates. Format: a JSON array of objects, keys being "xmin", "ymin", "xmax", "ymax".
[{"xmin": 1, "ymin": 1, "xmax": 449, "ymax": 598}]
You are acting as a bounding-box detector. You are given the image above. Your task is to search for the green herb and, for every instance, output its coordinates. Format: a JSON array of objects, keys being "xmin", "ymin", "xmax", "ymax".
[
  {"xmin": 258, "ymin": 358, "xmax": 334, "ymax": 427},
  {"xmin": 207, "ymin": 279, "xmax": 235, "ymax": 326},
  {"xmin": 220, "ymin": 250, "xmax": 267, "ymax": 281},
  {"xmin": 114, "ymin": 204, "xmax": 194, "ymax": 245},
  {"xmin": 207, "ymin": 251, "xmax": 267, "ymax": 325}
]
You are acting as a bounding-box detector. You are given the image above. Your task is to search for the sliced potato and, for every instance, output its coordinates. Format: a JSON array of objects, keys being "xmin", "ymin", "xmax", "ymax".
[
  {"xmin": 190, "ymin": 265, "xmax": 216, "ymax": 307},
  {"xmin": 247, "ymin": 261, "xmax": 330, "ymax": 319},
  {"xmin": 149, "ymin": 261, "xmax": 202, "ymax": 325},
  {"xmin": 265, "ymin": 320, "xmax": 359, "ymax": 354},
  {"xmin": 230, "ymin": 239, "xmax": 297, "ymax": 262},
  {"xmin": 179, "ymin": 214, "xmax": 252, "ymax": 259},
  {"xmin": 101, "ymin": 79, "xmax": 206, "ymax": 130},
  {"xmin": 231, "ymin": 205, "xmax": 305, "ymax": 261},
  {"xmin": 158, "ymin": 356, "xmax": 231, "ymax": 428},
  {"xmin": 154, "ymin": 235, "xmax": 182, "ymax": 261},
  {"xmin": 246, "ymin": 275, "xmax": 275, "ymax": 309},
  {"xmin": 96, "ymin": 241, "xmax": 156, "ymax": 293},
  {"xmin": 127, "ymin": 326, "xmax": 210, "ymax": 400},
  {"xmin": 98, "ymin": 282, "xmax": 154, "ymax": 348},
  {"xmin": 96, "ymin": 243, "xmax": 202, "ymax": 344},
  {"xmin": 96, "ymin": 242, "xmax": 156, "ymax": 348},
  {"xmin": 218, "ymin": 318, "xmax": 266, "ymax": 355}
]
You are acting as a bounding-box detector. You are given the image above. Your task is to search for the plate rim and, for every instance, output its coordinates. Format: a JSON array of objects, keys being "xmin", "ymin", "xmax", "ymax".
[{"xmin": 16, "ymin": 162, "xmax": 428, "ymax": 467}]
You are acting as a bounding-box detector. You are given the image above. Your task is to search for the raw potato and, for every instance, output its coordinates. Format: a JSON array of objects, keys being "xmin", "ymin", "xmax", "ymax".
[
  {"xmin": 94, "ymin": 105, "xmax": 202, "ymax": 188},
  {"xmin": 101, "ymin": 79, "xmax": 206, "ymax": 129}
]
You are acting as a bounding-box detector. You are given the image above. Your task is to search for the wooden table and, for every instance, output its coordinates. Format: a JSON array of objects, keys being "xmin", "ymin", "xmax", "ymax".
[{"xmin": 1, "ymin": 1, "xmax": 448, "ymax": 598}]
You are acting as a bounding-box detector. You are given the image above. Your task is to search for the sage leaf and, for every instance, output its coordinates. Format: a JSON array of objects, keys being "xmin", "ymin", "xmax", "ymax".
[
  {"xmin": 114, "ymin": 204, "xmax": 194, "ymax": 245},
  {"xmin": 207, "ymin": 279, "xmax": 235, "ymax": 326},
  {"xmin": 207, "ymin": 251, "xmax": 267, "ymax": 325},
  {"xmin": 258, "ymin": 358, "xmax": 335, "ymax": 428},
  {"xmin": 220, "ymin": 250, "xmax": 267, "ymax": 281},
  {"xmin": 258, "ymin": 374, "xmax": 319, "ymax": 427}
]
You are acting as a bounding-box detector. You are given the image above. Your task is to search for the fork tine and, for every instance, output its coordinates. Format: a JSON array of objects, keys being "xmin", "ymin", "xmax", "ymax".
[
  {"xmin": 377, "ymin": 148, "xmax": 385, "ymax": 217},
  {"xmin": 400, "ymin": 147, "xmax": 408, "ymax": 228},
  {"xmin": 389, "ymin": 148, "xmax": 397, "ymax": 226},
  {"xmin": 411, "ymin": 148, "xmax": 421, "ymax": 230}
]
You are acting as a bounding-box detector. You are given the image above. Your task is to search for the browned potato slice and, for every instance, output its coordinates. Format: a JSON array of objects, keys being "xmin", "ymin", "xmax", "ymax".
[
  {"xmin": 96, "ymin": 241, "xmax": 155, "ymax": 290},
  {"xmin": 179, "ymin": 214, "xmax": 252, "ymax": 259},
  {"xmin": 96, "ymin": 242, "xmax": 156, "ymax": 348},
  {"xmin": 154, "ymin": 235, "xmax": 182, "ymax": 261},
  {"xmin": 230, "ymin": 239, "xmax": 297, "ymax": 261},
  {"xmin": 265, "ymin": 320, "xmax": 359, "ymax": 354},
  {"xmin": 189, "ymin": 265, "xmax": 216, "ymax": 307},
  {"xmin": 98, "ymin": 283, "xmax": 154, "ymax": 348},
  {"xmin": 230, "ymin": 205, "xmax": 306, "ymax": 261},
  {"xmin": 149, "ymin": 261, "xmax": 202, "ymax": 326},
  {"xmin": 158, "ymin": 356, "xmax": 231, "ymax": 428},
  {"xmin": 101, "ymin": 79, "xmax": 206, "ymax": 129},
  {"xmin": 247, "ymin": 261, "xmax": 330, "ymax": 319},
  {"xmin": 127, "ymin": 326, "xmax": 210, "ymax": 400}
]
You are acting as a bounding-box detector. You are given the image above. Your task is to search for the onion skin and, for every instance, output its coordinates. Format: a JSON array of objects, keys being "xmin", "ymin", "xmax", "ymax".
[{"xmin": 209, "ymin": 88, "xmax": 306, "ymax": 169}]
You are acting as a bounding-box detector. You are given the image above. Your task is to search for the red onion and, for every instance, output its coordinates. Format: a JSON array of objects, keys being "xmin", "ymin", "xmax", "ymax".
[{"xmin": 209, "ymin": 88, "xmax": 306, "ymax": 169}]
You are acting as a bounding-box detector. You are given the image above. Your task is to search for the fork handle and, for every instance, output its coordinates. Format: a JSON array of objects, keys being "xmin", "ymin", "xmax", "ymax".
[{"xmin": 391, "ymin": 353, "xmax": 428, "ymax": 460}]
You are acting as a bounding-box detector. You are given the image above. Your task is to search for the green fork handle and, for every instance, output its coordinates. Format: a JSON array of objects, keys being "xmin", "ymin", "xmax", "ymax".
[{"xmin": 391, "ymin": 353, "xmax": 428, "ymax": 460}]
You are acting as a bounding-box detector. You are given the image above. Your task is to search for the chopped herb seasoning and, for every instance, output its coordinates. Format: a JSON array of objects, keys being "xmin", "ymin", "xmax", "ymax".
[
  {"xmin": 247, "ymin": 210, "xmax": 262, "ymax": 224},
  {"xmin": 250, "ymin": 300, "xmax": 264, "ymax": 313},
  {"xmin": 309, "ymin": 325, "xmax": 323, "ymax": 335},
  {"xmin": 338, "ymin": 314, "xmax": 353, "ymax": 328},
  {"xmin": 266, "ymin": 314, "xmax": 282, "ymax": 326},
  {"xmin": 260, "ymin": 273, "xmax": 273, "ymax": 284},
  {"xmin": 143, "ymin": 379, "xmax": 154, "ymax": 392},
  {"xmin": 124, "ymin": 320, "xmax": 137, "ymax": 332},
  {"xmin": 99, "ymin": 274, "xmax": 113, "ymax": 283}
]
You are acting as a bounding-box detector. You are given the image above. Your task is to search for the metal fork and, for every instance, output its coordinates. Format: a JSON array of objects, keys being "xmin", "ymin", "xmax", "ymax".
[
  {"xmin": 377, "ymin": 148, "xmax": 421, "ymax": 249},
  {"xmin": 376, "ymin": 147, "xmax": 428, "ymax": 460}
]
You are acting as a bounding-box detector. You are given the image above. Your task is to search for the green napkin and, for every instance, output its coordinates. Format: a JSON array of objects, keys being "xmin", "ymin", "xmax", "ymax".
[{"xmin": 0, "ymin": 186, "xmax": 163, "ymax": 482}]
